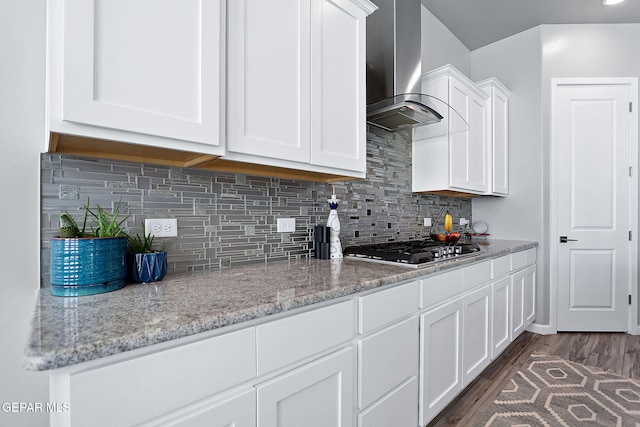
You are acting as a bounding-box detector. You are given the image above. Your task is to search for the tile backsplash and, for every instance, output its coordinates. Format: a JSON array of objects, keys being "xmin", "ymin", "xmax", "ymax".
[{"xmin": 40, "ymin": 129, "xmax": 471, "ymax": 286}]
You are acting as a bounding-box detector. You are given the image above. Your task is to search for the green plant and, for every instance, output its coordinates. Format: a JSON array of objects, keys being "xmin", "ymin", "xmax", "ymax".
[
  {"xmin": 127, "ymin": 223, "xmax": 155, "ymax": 253},
  {"xmin": 59, "ymin": 197, "xmax": 129, "ymax": 238}
]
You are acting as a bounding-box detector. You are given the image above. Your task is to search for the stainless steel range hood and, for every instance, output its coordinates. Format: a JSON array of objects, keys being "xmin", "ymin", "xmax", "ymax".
[{"xmin": 366, "ymin": 0, "xmax": 466, "ymax": 134}]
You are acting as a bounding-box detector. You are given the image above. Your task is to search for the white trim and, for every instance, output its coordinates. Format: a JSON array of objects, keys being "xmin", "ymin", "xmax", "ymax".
[
  {"xmin": 549, "ymin": 77, "xmax": 639, "ymax": 335},
  {"xmin": 527, "ymin": 322, "xmax": 556, "ymax": 335}
]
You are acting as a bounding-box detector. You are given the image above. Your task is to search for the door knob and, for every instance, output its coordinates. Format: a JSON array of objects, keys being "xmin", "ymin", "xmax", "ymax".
[{"xmin": 560, "ymin": 236, "xmax": 578, "ymax": 243}]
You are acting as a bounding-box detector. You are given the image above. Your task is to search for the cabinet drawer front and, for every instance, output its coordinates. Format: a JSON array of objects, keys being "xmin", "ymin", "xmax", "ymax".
[
  {"xmin": 256, "ymin": 347, "xmax": 354, "ymax": 427},
  {"xmin": 462, "ymin": 260, "xmax": 491, "ymax": 290},
  {"xmin": 358, "ymin": 376, "xmax": 419, "ymax": 427},
  {"xmin": 358, "ymin": 317, "xmax": 419, "ymax": 409},
  {"xmin": 511, "ymin": 250, "xmax": 527, "ymax": 271},
  {"xmin": 67, "ymin": 327, "xmax": 256, "ymax": 427},
  {"xmin": 420, "ymin": 269, "xmax": 463, "ymax": 309},
  {"xmin": 491, "ymin": 255, "xmax": 511, "ymax": 279},
  {"xmin": 525, "ymin": 248, "xmax": 537, "ymax": 265},
  {"xmin": 358, "ymin": 281, "xmax": 420, "ymax": 334},
  {"xmin": 257, "ymin": 300, "xmax": 354, "ymax": 375}
]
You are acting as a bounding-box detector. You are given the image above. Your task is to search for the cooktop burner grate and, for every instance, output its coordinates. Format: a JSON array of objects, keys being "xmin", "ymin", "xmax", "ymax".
[{"xmin": 342, "ymin": 239, "xmax": 483, "ymax": 267}]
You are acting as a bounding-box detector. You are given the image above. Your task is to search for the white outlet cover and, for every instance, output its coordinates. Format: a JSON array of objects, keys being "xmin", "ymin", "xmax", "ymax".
[
  {"xmin": 277, "ymin": 218, "xmax": 296, "ymax": 233},
  {"xmin": 145, "ymin": 218, "xmax": 178, "ymax": 237}
]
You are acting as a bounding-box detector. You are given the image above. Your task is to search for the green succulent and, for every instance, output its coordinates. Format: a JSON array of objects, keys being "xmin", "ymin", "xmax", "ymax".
[
  {"xmin": 59, "ymin": 197, "xmax": 129, "ymax": 238},
  {"xmin": 127, "ymin": 223, "xmax": 155, "ymax": 253}
]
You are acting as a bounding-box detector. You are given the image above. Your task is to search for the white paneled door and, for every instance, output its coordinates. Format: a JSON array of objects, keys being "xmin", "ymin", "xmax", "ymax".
[{"xmin": 553, "ymin": 79, "xmax": 638, "ymax": 331}]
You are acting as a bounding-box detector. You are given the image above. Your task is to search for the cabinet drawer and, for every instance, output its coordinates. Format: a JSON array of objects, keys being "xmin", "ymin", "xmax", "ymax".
[
  {"xmin": 358, "ymin": 281, "xmax": 420, "ymax": 334},
  {"xmin": 462, "ymin": 260, "xmax": 491, "ymax": 290},
  {"xmin": 511, "ymin": 250, "xmax": 527, "ymax": 271},
  {"xmin": 491, "ymin": 255, "xmax": 511, "ymax": 279},
  {"xmin": 420, "ymin": 269, "xmax": 463, "ymax": 309},
  {"xmin": 256, "ymin": 300, "xmax": 354, "ymax": 375},
  {"xmin": 358, "ymin": 376, "xmax": 419, "ymax": 427},
  {"xmin": 65, "ymin": 327, "xmax": 256, "ymax": 427},
  {"xmin": 358, "ymin": 316, "xmax": 419, "ymax": 409}
]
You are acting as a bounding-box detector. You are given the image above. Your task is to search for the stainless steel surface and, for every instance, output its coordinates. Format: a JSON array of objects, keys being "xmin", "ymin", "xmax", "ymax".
[
  {"xmin": 365, "ymin": 0, "xmax": 467, "ymax": 132},
  {"xmin": 345, "ymin": 246, "xmax": 486, "ymax": 269},
  {"xmin": 366, "ymin": 0, "xmax": 422, "ymax": 104},
  {"xmin": 343, "ymin": 240, "xmax": 485, "ymax": 268}
]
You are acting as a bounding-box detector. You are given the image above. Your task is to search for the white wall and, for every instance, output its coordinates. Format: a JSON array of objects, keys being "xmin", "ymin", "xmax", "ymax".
[
  {"xmin": 469, "ymin": 23, "xmax": 640, "ymax": 329},
  {"xmin": 469, "ymin": 29, "xmax": 548, "ymax": 324},
  {"xmin": 0, "ymin": 1, "xmax": 49, "ymax": 426},
  {"xmin": 421, "ymin": 6, "xmax": 470, "ymax": 75}
]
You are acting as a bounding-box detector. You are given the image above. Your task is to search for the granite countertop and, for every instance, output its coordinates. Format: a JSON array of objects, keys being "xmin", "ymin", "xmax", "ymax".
[{"xmin": 24, "ymin": 239, "xmax": 537, "ymax": 371}]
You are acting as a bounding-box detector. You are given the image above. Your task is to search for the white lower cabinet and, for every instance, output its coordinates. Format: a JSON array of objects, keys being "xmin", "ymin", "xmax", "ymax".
[
  {"xmin": 357, "ymin": 317, "xmax": 419, "ymax": 427},
  {"xmin": 511, "ymin": 269, "xmax": 527, "ymax": 341},
  {"xmin": 492, "ymin": 275, "xmax": 511, "ymax": 358},
  {"xmin": 156, "ymin": 389, "xmax": 256, "ymax": 427},
  {"xmin": 49, "ymin": 248, "xmax": 537, "ymax": 427},
  {"xmin": 419, "ymin": 298, "xmax": 464, "ymax": 426},
  {"xmin": 256, "ymin": 347, "xmax": 354, "ymax": 427},
  {"xmin": 50, "ymin": 327, "xmax": 257, "ymax": 427},
  {"xmin": 462, "ymin": 285, "xmax": 492, "ymax": 384},
  {"xmin": 358, "ymin": 377, "xmax": 419, "ymax": 427}
]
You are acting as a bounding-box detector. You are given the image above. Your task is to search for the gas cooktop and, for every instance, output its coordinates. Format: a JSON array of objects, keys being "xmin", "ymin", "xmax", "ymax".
[{"xmin": 343, "ymin": 239, "xmax": 483, "ymax": 268}]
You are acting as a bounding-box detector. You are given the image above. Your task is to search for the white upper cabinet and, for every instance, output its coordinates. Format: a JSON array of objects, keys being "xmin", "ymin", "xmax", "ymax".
[
  {"xmin": 226, "ymin": 0, "xmax": 375, "ymax": 177},
  {"xmin": 477, "ymin": 78, "xmax": 510, "ymax": 196},
  {"xmin": 48, "ymin": 0, "xmax": 226, "ymax": 155},
  {"xmin": 413, "ymin": 65, "xmax": 489, "ymax": 195}
]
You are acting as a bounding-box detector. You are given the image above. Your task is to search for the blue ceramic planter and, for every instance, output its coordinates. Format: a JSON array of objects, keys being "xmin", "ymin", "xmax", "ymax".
[
  {"xmin": 127, "ymin": 251, "xmax": 168, "ymax": 283},
  {"xmin": 50, "ymin": 236, "xmax": 127, "ymax": 297}
]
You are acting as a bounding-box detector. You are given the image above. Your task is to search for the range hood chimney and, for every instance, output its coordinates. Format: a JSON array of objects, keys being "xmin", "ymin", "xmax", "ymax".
[{"xmin": 366, "ymin": 0, "xmax": 465, "ymax": 133}]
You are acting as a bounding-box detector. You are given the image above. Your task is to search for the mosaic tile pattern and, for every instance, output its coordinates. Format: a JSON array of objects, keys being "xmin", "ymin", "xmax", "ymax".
[{"xmin": 40, "ymin": 130, "xmax": 471, "ymax": 285}]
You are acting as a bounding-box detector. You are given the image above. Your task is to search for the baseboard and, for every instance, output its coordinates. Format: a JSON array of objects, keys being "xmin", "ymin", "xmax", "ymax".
[{"xmin": 526, "ymin": 322, "xmax": 556, "ymax": 335}]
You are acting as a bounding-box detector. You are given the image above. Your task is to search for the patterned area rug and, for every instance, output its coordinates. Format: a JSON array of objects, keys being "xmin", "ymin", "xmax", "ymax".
[{"xmin": 474, "ymin": 353, "xmax": 640, "ymax": 426}]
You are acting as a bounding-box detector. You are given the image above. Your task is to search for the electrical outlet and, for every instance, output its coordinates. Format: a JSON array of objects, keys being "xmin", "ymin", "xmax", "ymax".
[
  {"xmin": 277, "ymin": 218, "xmax": 296, "ymax": 233},
  {"xmin": 423, "ymin": 217, "xmax": 432, "ymax": 227},
  {"xmin": 459, "ymin": 218, "xmax": 470, "ymax": 226},
  {"xmin": 145, "ymin": 218, "xmax": 178, "ymax": 237}
]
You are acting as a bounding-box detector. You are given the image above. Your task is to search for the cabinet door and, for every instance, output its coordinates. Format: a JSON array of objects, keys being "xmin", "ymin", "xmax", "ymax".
[
  {"xmin": 358, "ymin": 317, "xmax": 419, "ymax": 410},
  {"xmin": 492, "ymin": 86, "xmax": 509, "ymax": 195},
  {"xmin": 449, "ymin": 80, "xmax": 489, "ymax": 193},
  {"xmin": 57, "ymin": 0, "xmax": 224, "ymax": 147},
  {"xmin": 310, "ymin": 0, "xmax": 366, "ymax": 172},
  {"xmin": 157, "ymin": 389, "xmax": 255, "ymax": 427},
  {"xmin": 227, "ymin": 0, "xmax": 311, "ymax": 162},
  {"xmin": 257, "ymin": 347, "xmax": 354, "ymax": 427},
  {"xmin": 358, "ymin": 377, "xmax": 419, "ymax": 427},
  {"xmin": 492, "ymin": 276, "xmax": 511, "ymax": 358},
  {"xmin": 462, "ymin": 285, "xmax": 492, "ymax": 385},
  {"xmin": 419, "ymin": 298, "xmax": 463, "ymax": 426},
  {"xmin": 523, "ymin": 265, "xmax": 537, "ymax": 327},
  {"xmin": 511, "ymin": 268, "xmax": 526, "ymax": 338}
]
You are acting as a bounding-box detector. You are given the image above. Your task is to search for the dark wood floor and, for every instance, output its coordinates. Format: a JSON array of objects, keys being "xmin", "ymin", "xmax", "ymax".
[{"xmin": 427, "ymin": 331, "xmax": 640, "ymax": 426}]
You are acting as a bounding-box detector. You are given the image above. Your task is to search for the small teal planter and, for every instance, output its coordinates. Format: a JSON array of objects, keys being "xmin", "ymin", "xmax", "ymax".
[
  {"xmin": 127, "ymin": 251, "xmax": 168, "ymax": 283},
  {"xmin": 50, "ymin": 236, "xmax": 127, "ymax": 297}
]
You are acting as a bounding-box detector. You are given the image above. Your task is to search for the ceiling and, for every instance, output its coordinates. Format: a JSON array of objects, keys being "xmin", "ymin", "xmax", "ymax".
[{"xmin": 421, "ymin": 0, "xmax": 640, "ymax": 50}]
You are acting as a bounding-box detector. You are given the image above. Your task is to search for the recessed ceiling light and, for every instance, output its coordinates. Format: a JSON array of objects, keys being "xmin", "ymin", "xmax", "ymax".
[{"xmin": 602, "ymin": 0, "xmax": 624, "ymax": 5}]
